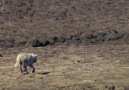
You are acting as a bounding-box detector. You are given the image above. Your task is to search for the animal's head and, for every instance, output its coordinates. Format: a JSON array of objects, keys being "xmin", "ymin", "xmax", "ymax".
[{"xmin": 31, "ymin": 54, "xmax": 37, "ymax": 63}]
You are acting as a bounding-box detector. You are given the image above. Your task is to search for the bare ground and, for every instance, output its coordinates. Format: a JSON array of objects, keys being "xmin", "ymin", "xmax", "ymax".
[
  {"xmin": 0, "ymin": 45, "xmax": 129, "ymax": 90},
  {"xmin": 0, "ymin": 0, "xmax": 129, "ymax": 90}
]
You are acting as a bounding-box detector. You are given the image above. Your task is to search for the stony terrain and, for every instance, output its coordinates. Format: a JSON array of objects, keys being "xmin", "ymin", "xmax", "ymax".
[{"xmin": 0, "ymin": 0, "xmax": 129, "ymax": 90}]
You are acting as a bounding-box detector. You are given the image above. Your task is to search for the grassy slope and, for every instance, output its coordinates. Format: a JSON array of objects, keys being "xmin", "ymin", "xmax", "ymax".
[{"xmin": 0, "ymin": 0, "xmax": 129, "ymax": 47}]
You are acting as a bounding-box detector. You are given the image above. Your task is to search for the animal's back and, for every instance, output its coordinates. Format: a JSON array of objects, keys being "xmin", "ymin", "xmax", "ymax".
[
  {"xmin": 14, "ymin": 53, "xmax": 30, "ymax": 67},
  {"xmin": 16, "ymin": 53, "xmax": 28, "ymax": 61}
]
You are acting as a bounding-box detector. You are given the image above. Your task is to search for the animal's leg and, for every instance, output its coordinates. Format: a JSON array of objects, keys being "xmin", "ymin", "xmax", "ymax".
[
  {"xmin": 30, "ymin": 64, "xmax": 35, "ymax": 73},
  {"xmin": 20, "ymin": 65, "xmax": 23, "ymax": 73},
  {"xmin": 23, "ymin": 64, "xmax": 29, "ymax": 74},
  {"xmin": 20, "ymin": 61, "xmax": 24, "ymax": 73},
  {"xmin": 20, "ymin": 64, "xmax": 27, "ymax": 75}
]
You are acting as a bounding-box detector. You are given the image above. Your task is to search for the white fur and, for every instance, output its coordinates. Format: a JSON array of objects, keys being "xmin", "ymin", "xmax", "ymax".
[
  {"xmin": 14, "ymin": 53, "xmax": 37, "ymax": 67},
  {"xmin": 31, "ymin": 54, "xmax": 37, "ymax": 57}
]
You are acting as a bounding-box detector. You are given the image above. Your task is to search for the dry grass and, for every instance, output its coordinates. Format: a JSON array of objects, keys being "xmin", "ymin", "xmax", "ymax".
[
  {"xmin": 0, "ymin": 45, "xmax": 129, "ymax": 89},
  {"xmin": 1, "ymin": 0, "xmax": 129, "ymax": 89},
  {"xmin": 1, "ymin": 0, "xmax": 129, "ymax": 48}
]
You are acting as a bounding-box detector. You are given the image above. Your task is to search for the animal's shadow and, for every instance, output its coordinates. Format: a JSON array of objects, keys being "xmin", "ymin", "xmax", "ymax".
[{"xmin": 37, "ymin": 71, "xmax": 50, "ymax": 75}]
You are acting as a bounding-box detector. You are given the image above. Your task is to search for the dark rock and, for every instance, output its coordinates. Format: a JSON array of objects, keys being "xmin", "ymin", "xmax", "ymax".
[
  {"xmin": 41, "ymin": 40, "xmax": 50, "ymax": 47},
  {"xmin": 58, "ymin": 37, "xmax": 65, "ymax": 43},
  {"xmin": 49, "ymin": 37, "xmax": 59, "ymax": 45},
  {"xmin": 32, "ymin": 40, "xmax": 40, "ymax": 47},
  {"xmin": 0, "ymin": 54, "xmax": 3, "ymax": 57},
  {"xmin": 105, "ymin": 85, "xmax": 115, "ymax": 90},
  {"xmin": 109, "ymin": 86, "xmax": 115, "ymax": 90}
]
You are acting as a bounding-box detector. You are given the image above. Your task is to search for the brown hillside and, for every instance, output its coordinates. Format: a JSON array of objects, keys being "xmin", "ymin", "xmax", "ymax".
[
  {"xmin": 0, "ymin": 0, "xmax": 129, "ymax": 47},
  {"xmin": 1, "ymin": 0, "xmax": 129, "ymax": 90}
]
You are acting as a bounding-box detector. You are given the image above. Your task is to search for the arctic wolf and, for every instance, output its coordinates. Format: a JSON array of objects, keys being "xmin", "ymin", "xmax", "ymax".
[{"xmin": 14, "ymin": 53, "xmax": 37, "ymax": 74}]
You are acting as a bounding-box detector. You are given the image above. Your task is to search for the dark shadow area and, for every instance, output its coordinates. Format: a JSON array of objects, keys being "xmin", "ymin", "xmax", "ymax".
[{"xmin": 37, "ymin": 72, "xmax": 50, "ymax": 75}]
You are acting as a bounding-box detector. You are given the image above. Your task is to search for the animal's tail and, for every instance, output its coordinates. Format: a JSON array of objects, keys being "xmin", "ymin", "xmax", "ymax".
[{"xmin": 14, "ymin": 58, "xmax": 20, "ymax": 67}]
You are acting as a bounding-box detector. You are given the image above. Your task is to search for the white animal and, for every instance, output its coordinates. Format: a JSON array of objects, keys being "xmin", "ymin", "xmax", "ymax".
[{"xmin": 14, "ymin": 53, "xmax": 37, "ymax": 74}]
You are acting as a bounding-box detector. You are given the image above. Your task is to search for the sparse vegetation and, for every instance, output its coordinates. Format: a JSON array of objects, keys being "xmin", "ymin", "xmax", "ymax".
[
  {"xmin": 0, "ymin": 0, "xmax": 129, "ymax": 48},
  {"xmin": 0, "ymin": 0, "xmax": 129, "ymax": 90}
]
